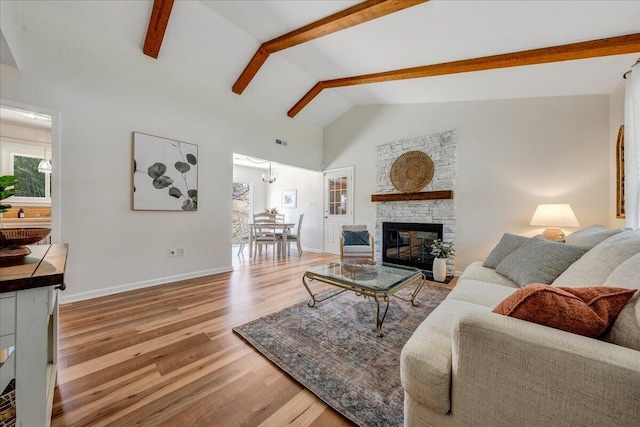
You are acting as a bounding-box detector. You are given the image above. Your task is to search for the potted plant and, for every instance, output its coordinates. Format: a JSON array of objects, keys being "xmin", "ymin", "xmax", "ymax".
[
  {"xmin": 430, "ymin": 239, "xmax": 455, "ymax": 282},
  {"xmin": 0, "ymin": 175, "xmax": 16, "ymax": 217}
]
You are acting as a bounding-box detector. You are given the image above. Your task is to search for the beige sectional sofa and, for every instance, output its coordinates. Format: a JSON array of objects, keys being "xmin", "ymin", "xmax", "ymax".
[{"xmin": 401, "ymin": 226, "xmax": 640, "ymax": 426}]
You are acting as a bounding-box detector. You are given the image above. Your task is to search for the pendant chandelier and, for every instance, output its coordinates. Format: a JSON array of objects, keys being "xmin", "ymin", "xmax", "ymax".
[
  {"xmin": 38, "ymin": 147, "xmax": 52, "ymax": 174},
  {"xmin": 262, "ymin": 162, "xmax": 276, "ymax": 184}
]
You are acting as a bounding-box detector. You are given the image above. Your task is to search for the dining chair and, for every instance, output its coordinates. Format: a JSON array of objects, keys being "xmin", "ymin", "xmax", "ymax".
[
  {"xmin": 285, "ymin": 213, "xmax": 304, "ymax": 256},
  {"xmin": 275, "ymin": 213, "xmax": 285, "ymax": 223},
  {"xmin": 253, "ymin": 213, "xmax": 282, "ymax": 259},
  {"xmin": 237, "ymin": 214, "xmax": 251, "ymax": 255}
]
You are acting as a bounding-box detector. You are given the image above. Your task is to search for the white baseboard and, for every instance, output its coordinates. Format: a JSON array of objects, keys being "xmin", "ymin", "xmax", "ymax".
[
  {"xmin": 60, "ymin": 266, "xmax": 233, "ymax": 304},
  {"xmin": 301, "ymin": 247, "xmax": 323, "ymax": 254}
]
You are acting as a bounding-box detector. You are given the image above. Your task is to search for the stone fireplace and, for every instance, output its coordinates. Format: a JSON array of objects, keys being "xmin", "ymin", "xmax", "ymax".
[{"xmin": 374, "ymin": 130, "xmax": 457, "ymax": 276}]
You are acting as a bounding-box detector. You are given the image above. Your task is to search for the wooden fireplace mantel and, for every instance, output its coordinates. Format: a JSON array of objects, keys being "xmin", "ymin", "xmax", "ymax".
[{"xmin": 371, "ymin": 190, "xmax": 454, "ymax": 202}]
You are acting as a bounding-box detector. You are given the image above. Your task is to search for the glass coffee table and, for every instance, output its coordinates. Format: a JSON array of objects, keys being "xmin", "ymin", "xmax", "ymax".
[{"xmin": 302, "ymin": 261, "xmax": 425, "ymax": 337}]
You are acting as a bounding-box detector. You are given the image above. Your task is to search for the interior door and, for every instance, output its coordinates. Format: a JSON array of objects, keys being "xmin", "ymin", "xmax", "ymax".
[{"xmin": 323, "ymin": 167, "xmax": 354, "ymax": 254}]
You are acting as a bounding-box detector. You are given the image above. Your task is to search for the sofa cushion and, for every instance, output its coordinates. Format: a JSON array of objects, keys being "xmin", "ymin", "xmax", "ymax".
[
  {"xmin": 495, "ymin": 238, "xmax": 588, "ymax": 286},
  {"xmin": 493, "ymin": 284, "xmax": 636, "ymax": 338},
  {"xmin": 483, "ymin": 233, "xmax": 530, "ymax": 269},
  {"xmin": 553, "ymin": 229, "xmax": 640, "ymax": 287},
  {"xmin": 565, "ymin": 225, "xmax": 628, "ymax": 249},
  {"xmin": 458, "ymin": 262, "xmax": 519, "ymax": 288},
  {"xmin": 342, "ymin": 245, "xmax": 373, "ymax": 255},
  {"xmin": 448, "ymin": 279, "xmax": 518, "ymax": 308},
  {"xmin": 603, "ymin": 252, "xmax": 640, "ymax": 351},
  {"xmin": 401, "ymin": 299, "xmax": 492, "ymax": 414},
  {"xmin": 342, "ymin": 230, "xmax": 370, "ymax": 245}
]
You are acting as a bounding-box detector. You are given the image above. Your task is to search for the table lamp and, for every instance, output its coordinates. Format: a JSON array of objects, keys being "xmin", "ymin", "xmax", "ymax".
[{"xmin": 529, "ymin": 204, "xmax": 580, "ymax": 241}]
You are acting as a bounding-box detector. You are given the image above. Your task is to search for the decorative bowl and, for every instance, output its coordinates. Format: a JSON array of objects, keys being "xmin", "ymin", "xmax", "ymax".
[
  {"xmin": 0, "ymin": 228, "xmax": 51, "ymax": 258},
  {"xmin": 342, "ymin": 258, "xmax": 377, "ymax": 275}
]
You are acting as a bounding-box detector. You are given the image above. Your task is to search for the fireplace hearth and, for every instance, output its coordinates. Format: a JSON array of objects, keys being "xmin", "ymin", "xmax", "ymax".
[{"xmin": 382, "ymin": 222, "xmax": 444, "ymax": 279}]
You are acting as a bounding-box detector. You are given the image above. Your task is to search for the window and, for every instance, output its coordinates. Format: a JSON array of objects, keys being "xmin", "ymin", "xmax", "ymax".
[
  {"xmin": 2, "ymin": 148, "xmax": 52, "ymax": 204},
  {"xmin": 232, "ymin": 182, "xmax": 251, "ymax": 244},
  {"xmin": 13, "ymin": 155, "xmax": 46, "ymax": 197}
]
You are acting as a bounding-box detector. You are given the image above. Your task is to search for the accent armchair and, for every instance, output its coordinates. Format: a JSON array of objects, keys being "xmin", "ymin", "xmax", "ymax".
[{"xmin": 340, "ymin": 225, "xmax": 374, "ymax": 260}]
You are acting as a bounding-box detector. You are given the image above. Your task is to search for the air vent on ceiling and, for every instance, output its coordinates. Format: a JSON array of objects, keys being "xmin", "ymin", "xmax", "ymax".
[{"xmin": 275, "ymin": 139, "xmax": 288, "ymax": 147}]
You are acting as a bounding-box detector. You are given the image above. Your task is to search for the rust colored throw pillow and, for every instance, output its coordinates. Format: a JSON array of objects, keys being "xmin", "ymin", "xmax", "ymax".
[{"xmin": 493, "ymin": 284, "xmax": 636, "ymax": 338}]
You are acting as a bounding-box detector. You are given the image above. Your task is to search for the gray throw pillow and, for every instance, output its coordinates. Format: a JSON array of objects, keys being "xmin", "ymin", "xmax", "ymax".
[
  {"xmin": 495, "ymin": 238, "xmax": 589, "ymax": 287},
  {"xmin": 483, "ymin": 233, "xmax": 531, "ymax": 269},
  {"xmin": 564, "ymin": 225, "xmax": 629, "ymax": 249}
]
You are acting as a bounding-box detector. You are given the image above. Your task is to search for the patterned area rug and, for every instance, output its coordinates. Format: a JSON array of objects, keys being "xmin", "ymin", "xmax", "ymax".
[{"xmin": 233, "ymin": 284, "xmax": 450, "ymax": 427}]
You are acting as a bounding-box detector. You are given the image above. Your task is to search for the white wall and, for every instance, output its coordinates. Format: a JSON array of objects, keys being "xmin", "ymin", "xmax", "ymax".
[
  {"xmin": 609, "ymin": 80, "xmax": 626, "ymax": 228},
  {"xmin": 232, "ymin": 163, "xmax": 323, "ymax": 252},
  {"xmin": 233, "ymin": 164, "xmax": 267, "ymax": 216},
  {"xmin": 324, "ymin": 95, "xmax": 610, "ymax": 272},
  {"xmin": 0, "ymin": 2, "xmax": 323, "ymax": 301},
  {"xmin": 265, "ymin": 165, "xmax": 324, "ymax": 253}
]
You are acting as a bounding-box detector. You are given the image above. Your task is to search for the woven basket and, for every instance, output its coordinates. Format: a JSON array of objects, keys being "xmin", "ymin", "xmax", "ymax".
[
  {"xmin": 0, "ymin": 228, "xmax": 51, "ymax": 247},
  {"xmin": 390, "ymin": 151, "xmax": 434, "ymax": 193}
]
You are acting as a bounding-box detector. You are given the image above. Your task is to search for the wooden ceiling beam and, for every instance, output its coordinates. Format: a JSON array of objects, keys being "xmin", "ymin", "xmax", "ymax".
[
  {"xmin": 232, "ymin": 0, "xmax": 429, "ymax": 95},
  {"xmin": 288, "ymin": 33, "xmax": 640, "ymax": 118},
  {"xmin": 143, "ymin": 0, "xmax": 175, "ymax": 59}
]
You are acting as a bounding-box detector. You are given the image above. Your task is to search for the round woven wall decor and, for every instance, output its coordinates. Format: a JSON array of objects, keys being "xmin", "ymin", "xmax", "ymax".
[{"xmin": 390, "ymin": 151, "xmax": 434, "ymax": 193}]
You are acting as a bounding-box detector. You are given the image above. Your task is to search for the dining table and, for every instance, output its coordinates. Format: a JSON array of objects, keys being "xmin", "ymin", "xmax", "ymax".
[{"xmin": 247, "ymin": 222, "xmax": 296, "ymax": 257}]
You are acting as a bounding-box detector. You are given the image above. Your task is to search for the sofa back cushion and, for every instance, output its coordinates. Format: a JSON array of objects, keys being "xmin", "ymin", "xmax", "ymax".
[
  {"xmin": 483, "ymin": 233, "xmax": 530, "ymax": 269},
  {"xmin": 553, "ymin": 229, "xmax": 640, "ymax": 287},
  {"xmin": 495, "ymin": 238, "xmax": 588, "ymax": 286},
  {"xmin": 565, "ymin": 225, "xmax": 628, "ymax": 249},
  {"xmin": 602, "ymin": 252, "xmax": 640, "ymax": 351}
]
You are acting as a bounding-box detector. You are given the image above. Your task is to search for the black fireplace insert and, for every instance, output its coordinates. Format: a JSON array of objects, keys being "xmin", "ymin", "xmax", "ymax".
[{"xmin": 382, "ymin": 222, "xmax": 443, "ymax": 275}]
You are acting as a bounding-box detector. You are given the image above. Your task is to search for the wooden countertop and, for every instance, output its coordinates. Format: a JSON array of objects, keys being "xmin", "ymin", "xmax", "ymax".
[
  {"xmin": 0, "ymin": 217, "xmax": 52, "ymax": 224},
  {"xmin": 0, "ymin": 244, "xmax": 68, "ymax": 293}
]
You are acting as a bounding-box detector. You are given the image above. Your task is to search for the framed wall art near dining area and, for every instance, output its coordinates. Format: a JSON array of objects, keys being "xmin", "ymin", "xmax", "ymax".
[{"xmin": 282, "ymin": 189, "xmax": 297, "ymax": 208}]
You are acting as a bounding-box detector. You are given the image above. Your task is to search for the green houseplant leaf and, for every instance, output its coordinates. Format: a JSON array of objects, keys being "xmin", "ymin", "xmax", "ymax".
[{"xmin": 0, "ymin": 175, "xmax": 16, "ymax": 214}]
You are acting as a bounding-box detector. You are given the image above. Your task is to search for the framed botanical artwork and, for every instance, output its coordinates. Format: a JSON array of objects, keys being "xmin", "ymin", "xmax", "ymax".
[
  {"xmin": 132, "ymin": 132, "xmax": 198, "ymax": 211},
  {"xmin": 282, "ymin": 189, "xmax": 297, "ymax": 209},
  {"xmin": 617, "ymin": 125, "xmax": 625, "ymax": 219}
]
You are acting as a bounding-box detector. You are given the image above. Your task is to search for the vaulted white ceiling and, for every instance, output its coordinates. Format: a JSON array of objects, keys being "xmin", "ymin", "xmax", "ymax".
[
  {"xmin": 4, "ymin": 1, "xmax": 640, "ymax": 128},
  {"xmin": 203, "ymin": 0, "xmax": 640, "ymax": 127}
]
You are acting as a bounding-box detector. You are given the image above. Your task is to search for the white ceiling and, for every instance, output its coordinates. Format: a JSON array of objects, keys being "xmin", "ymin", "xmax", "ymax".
[
  {"xmin": 201, "ymin": 0, "xmax": 640, "ymax": 127},
  {"xmin": 3, "ymin": 1, "xmax": 639, "ymax": 129}
]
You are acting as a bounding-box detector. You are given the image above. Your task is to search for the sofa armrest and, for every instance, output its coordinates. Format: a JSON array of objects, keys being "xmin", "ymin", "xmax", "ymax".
[{"xmin": 451, "ymin": 312, "xmax": 640, "ymax": 427}]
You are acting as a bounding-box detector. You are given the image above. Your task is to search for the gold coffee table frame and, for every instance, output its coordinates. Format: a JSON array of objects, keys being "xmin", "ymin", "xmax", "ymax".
[{"xmin": 302, "ymin": 261, "xmax": 425, "ymax": 337}]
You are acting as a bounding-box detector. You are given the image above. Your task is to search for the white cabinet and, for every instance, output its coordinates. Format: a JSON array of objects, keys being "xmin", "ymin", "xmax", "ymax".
[{"xmin": 0, "ymin": 244, "xmax": 67, "ymax": 427}]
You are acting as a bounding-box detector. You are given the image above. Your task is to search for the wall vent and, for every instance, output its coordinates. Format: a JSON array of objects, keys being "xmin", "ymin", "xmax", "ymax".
[{"xmin": 275, "ymin": 139, "xmax": 288, "ymax": 146}]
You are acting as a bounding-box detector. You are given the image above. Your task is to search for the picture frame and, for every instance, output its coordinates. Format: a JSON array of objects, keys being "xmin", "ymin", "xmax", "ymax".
[
  {"xmin": 282, "ymin": 189, "xmax": 297, "ymax": 209},
  {"xmin": 616, "ymin": 125, "xmax": 625, "ymax": 219},
  {"xmin": 132, "ymin": 132, "xmax": 198, "ymax": 211}
]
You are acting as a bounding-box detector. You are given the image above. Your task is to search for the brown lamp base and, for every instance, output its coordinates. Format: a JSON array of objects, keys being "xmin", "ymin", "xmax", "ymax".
[{"xmin": 542, "ymin": 227, "xmax": 566, "ymax": 242}]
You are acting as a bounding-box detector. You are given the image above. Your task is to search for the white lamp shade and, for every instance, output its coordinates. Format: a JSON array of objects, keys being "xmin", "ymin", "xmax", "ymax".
[{"xmin": 529, "ymin": 204, "xmax": 580, "ymax": 227}]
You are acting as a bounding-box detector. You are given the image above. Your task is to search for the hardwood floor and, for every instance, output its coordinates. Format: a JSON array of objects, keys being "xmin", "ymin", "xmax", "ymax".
[{"xmin": 52, "ymin": 250, "xmax": 354, "ymax": 427}]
